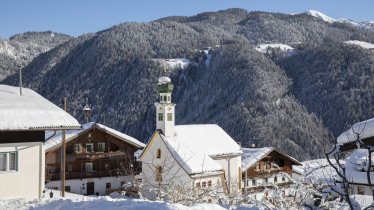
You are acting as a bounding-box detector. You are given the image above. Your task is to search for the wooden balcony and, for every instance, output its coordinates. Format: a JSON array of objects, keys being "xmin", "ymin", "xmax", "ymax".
[
  {"xmin": 53, "ymin": 152, "xmax": 129, "ymax": 163},
  {"xmin": 46, "ymin": 169, "xmax": 127, "ymax": 181}
]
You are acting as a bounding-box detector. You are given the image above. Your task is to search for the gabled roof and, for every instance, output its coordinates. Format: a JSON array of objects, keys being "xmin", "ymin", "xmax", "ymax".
[
  {"xmin": 0, "ymin": 85, "xmax": 81, "ymax": 131},
  {"xmin": 337, "ymin": 118, "xmax": 374, "ymax": 145},
  {"xmin": 45, "ymin": 122, "xmax": 145, "ymax": 152},
  {"xmin": 241, "ymin": 147, "xmax": 301, "ymax": 171},
  {"xmin": 143, "ymin": 124, "xmax": 242, "ymax": 175}
]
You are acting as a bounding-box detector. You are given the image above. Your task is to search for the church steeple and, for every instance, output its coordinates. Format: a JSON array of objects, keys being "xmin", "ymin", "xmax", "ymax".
[{"xmin": 155, "ymin": 76, "xmax": 175, "ymax": 137}]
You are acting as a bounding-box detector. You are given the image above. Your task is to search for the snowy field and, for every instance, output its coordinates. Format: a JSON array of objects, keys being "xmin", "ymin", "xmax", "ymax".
[{"xmin": 0, "ymin": 191, "xmax": 258, "ymax": 210}]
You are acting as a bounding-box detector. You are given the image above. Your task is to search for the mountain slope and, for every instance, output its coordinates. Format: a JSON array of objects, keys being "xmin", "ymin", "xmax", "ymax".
[
  {"xmin": 0, "ymin": 31, "xmax": 71, "ymax": 80},
  {"xmin": 2, "ymin": 9, "xmax": 374, "ymax": 160}
]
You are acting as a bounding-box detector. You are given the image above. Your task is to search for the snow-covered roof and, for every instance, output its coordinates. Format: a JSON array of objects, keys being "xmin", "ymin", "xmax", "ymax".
[
  {"xmin": 344, "ymin": 40, "xmax": 374, "ymax": 49},
  {"xmin": 241, "ymin": 147, "xmax": 301, "ymax": 171},
  {"xmin": 0, "ymin": 85, "xmax": 80, "ymax": 131},
  {"xmin": 161, "ymin": 124, "xmax": 242, "ymax": 175},
  {"xmin": 241, "ymin": 147, "xmax": 273, "ymax": 171},
  {"xmin": 337, "ymin": 118, "xmax": 374, "ymax": 145},
  {"xmin": 345, "ymin": 149, "xmax": 374, "ymax": 184},
  {"xmin": 45, "ymin": 122, "xmax": 145, "ymax": 151}
]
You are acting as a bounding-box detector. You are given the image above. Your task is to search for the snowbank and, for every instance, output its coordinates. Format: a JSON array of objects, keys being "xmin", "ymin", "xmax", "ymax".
[{"xmin": 0, "ymin": 196, "xmax": 259, "ymax": 210}]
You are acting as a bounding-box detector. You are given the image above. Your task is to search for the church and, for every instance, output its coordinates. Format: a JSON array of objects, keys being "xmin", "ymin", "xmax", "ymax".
[{"xmin": 139, "ymin": 76, "xmax": 242, "ymax": 201}]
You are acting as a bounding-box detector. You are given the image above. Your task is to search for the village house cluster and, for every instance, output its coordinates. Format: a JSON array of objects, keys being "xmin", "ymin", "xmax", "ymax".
[{"xmin": 2, "ymin": 76, "xmax": 373, "ymax": 207}]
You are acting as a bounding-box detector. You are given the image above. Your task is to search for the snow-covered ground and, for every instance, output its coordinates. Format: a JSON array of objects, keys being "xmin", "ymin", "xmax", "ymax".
[
  {"xmin": 255, "ymin": 44, "xmax": 294, "ymax": 55},
  {"xmin": 154, "ymin": 58, "xmax": 190, "ymax": 70},
  {"xmin": 0, "ymin": 192, "xmax": 259, "ymax": 210},
  {"xmin": 305, "ymin": 10, "xmax": 336, "ymax": 23},
  {"xmin": 344, "ymin": 40, "xmax": 374, "ymax": 49}
]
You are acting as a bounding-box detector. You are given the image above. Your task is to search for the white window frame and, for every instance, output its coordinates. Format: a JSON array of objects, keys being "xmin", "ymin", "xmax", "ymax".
[
  {"xmin": 98, "ymin": 142, "xmax": 105, "ymax": 152},
  {"xmin": 0, "ymin": 152, "xmax": 17, "ymax": 172},
  {"xmin": 86, "ymin": 143, "xmax": 94, "ymax": 153},
  {"xmin": 74, "ymin": 144, "xmax": 81, "ymax": 153}
]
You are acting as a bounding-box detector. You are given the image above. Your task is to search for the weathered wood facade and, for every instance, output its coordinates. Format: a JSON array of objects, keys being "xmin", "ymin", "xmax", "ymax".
[
  {"xmin": 241, "ymin": 147, "xmax": 301, "ymax": 199},
  {"xmin": 45, "ymin": 125, "xmax": 143, "ymax": 182},
  {"xmin": 243, "ymin": 150, "xmax": 295, "ymax": 179}
]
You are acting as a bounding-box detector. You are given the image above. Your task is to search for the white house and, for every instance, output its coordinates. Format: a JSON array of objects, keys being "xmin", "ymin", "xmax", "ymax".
[
  {"xmin": 335, "ymin": 118, "xmax": 374, "ymax": 207},
  {"xmin": 0, "ymin": 85, "xmax": 80, "ymax": 201},
  {"xmin": 139, "ymin": 77, "xmax": 242, "ymax": 201}
]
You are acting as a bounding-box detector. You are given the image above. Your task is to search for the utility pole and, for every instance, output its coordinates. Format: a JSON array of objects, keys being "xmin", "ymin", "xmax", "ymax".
[
  {"xmin": 61, "ymin": 97, "xmax": 67, "ymax": 197},
  {"xmin": 19, "ymin": 66, "xmax": 22, "ymax": 96}
]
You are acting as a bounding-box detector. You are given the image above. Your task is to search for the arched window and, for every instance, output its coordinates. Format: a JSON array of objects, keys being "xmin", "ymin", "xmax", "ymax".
[{"xmin": 156, "ymin": 148, "xmax": 161, "ymax": 158}]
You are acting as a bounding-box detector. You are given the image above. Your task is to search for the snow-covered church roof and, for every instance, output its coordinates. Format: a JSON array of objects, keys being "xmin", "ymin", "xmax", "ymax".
[
  {"xmin": 0, "ymin": 85, "xmax": 80, "ymax": 131},
  {"xmin": 337, "ymin": 118, "xmax": 374, "ymax": 145},
  {"xmin": 160, "ymin": 124, "xmax": 242, "ymax": 175},
  {"xmin": 241, "ymin": 147, "xmax": 301, "ymax": 171},
  {"xmin": 45, "ymin": 122, "xmax": 145, "ymax": 151}
]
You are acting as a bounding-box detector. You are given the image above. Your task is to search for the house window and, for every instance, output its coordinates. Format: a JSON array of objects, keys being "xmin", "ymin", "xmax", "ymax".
[
  {"xmin": 0, "ymin": 152, "xmax": 17, "ymax": 172},
  {"xmin": 264, "ymin": 178, "xmax": 268, "ymax": 183},
  {"xmin": 208, "ymin": 180, "xmax": 212, "ymax": 187},
  {"xmin": 202, "ymin": 181, "xmax": 206, "ymax": 187},
  {"xmin": 65, "ymin": 186, "xmax": 71, "ymax": 192},
  {"xmin": 256, "ymin": 163, "xmax": 260, "ymax": 170},
  {"xmin": 98, "ymin": 143, "xmax": 105, "ymax": 152},
  {"xmin": 106, "ymin": 183, "xmax": 111, "ymax": 189},
  {"xmin": 156, "ymin": 149, "xmax": 161, "ymax": 158},
  {"xmin": 252, "ymin": 179, "xmax": 256, "ymax": 186},
  {"xmin": 86, "ymin": 143, "xmax": 94, "ymax": 153},
  {"xmin": 207, "ymin": 198, "xmax": 212, "ymax": 203},
  {"xmin": 358, "ymin": 186, "xmax": 365, "ymax": 195},
  {"xmin": 163, "ymin": 96, "xmax": 167, "ymax": 101},
  {"xmin": 74, "ymin": 144, "xmax": 81, "ymax": 153},
  {"xmin": 160, "ymin": 96, "xmax": 163, "ymax": 102},
  {"xmin": 167, "ymin": 113, "xmax": 173, "ymax": 121},
  {"xmin": 274, "ymin": 176, "xmax": 278, "ymax": 183},
  {"xmin": 264, "ymin": 162, "xmax": 270, "ymax": 169},
  {"xmin": 85, "ymin": 163, "xmax": 93, "ymax": 172},
  {"xmin": 167, "ymin": 96, "xmax": 171, "ymax": 102},
  {"xmin": 282, "ymin": 177, "xmax": 286, "ymax": 182},
  {"xmin": 158, "ymin": 113, "xmax": 163, "ymax": 121},
  {"xmin": 196, "ymin": 182, "xmax": 201, "ymax": 188},
  {"xmin": 155, "ymin": 166, "xmax": 162, "ymax": 181}
]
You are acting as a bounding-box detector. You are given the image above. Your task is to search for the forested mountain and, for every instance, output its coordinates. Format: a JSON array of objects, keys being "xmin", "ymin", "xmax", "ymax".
[
  {"xmin": 0, "ymin": 31, "xmax": 71, "ymax": 80},
  {"xmin": 2, "ymin": 9, "xmax": 374, "ymax": 160}
]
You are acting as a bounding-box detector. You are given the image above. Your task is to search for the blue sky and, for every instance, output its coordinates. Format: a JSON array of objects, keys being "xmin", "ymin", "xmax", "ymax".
[{"xmin": 1, "ymin": 0, "xmax": 374, "ymax": 38}]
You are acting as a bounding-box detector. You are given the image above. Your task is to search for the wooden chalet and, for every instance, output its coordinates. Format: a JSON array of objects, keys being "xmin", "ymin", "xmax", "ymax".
[
  {"xmin": 241, "ymin": 147, "xmax": 301, "ymax": 199},
  {"xmin": 45, "ymin": 122, "xmax": 145, "ymax": 195}
]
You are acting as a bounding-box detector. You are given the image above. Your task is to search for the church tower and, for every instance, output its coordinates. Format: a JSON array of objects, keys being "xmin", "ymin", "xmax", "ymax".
[{"xmin": 155, "ymin": 76, "xmax": 175, "ymax": 137}]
